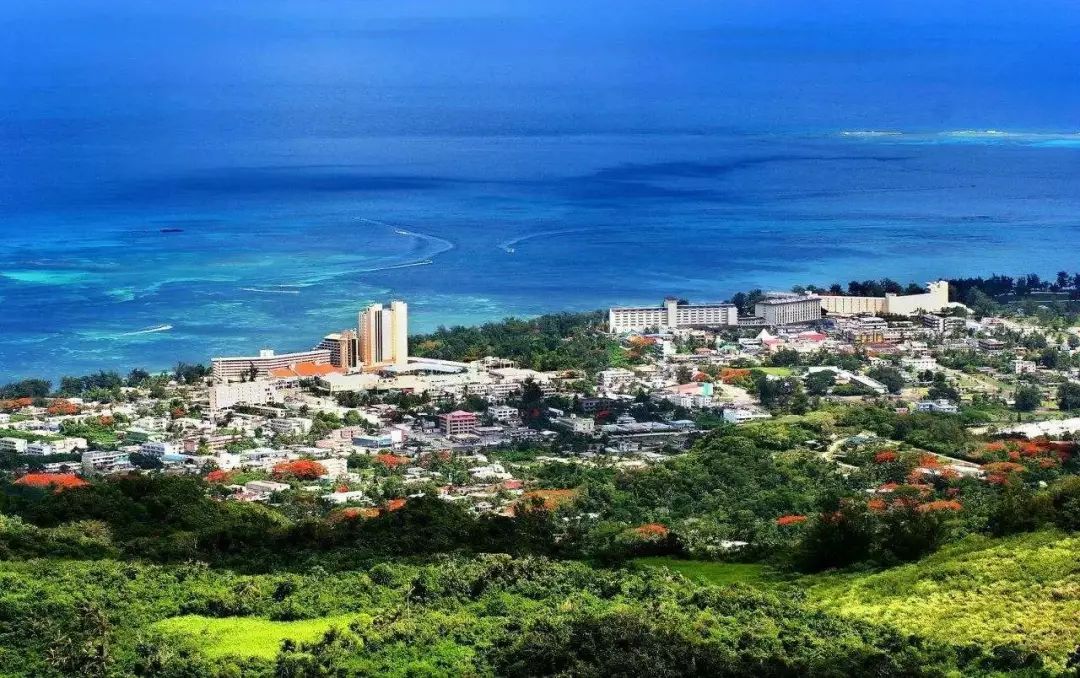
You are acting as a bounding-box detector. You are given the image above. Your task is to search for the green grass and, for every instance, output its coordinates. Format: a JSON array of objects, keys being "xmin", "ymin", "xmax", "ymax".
[
  {"xmin": 155, "ymin": 613, "xmax": 365, "ymax": 659},
  {"xmin": 634, "ymin": 557, "xmax": 773, "ymax": 586},
  {"xmin": 0, "ymin": 428, "xmax": 62, "ymax": 442},
  {"xmin": 800, "ymin": 531, "xmax": 1080, "ymax": 669},
  {"xmin": 755, "ymin": 366, "xmax": 793, "ymax": 376}
]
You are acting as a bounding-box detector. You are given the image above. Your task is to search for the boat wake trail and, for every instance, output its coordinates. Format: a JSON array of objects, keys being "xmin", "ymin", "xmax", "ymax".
[
  {"xmin": 497, "ymin": 228, "xmax": 593, "ymax": 253},
  {"xmin": 118, "ymin": 324, "xmax": 172, "ymax": 336}
]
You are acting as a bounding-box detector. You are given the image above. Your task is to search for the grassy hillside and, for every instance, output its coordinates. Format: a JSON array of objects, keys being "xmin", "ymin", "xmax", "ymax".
[
  {"xmin": 155, "ymin": 614, "xmax": 367, "ymax": 660},
  {"xmin": 802, "ymin": 531, "xmax": 1080, "ymax": 669}
]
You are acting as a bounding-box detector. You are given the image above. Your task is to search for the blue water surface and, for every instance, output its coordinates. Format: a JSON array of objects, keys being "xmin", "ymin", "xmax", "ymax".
[{"xmin": 2, "ymin": 1, "xmax": 1079, "ymax": 380}]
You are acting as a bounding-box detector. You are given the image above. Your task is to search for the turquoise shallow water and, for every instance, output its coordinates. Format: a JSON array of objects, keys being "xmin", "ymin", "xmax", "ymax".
[{"xmin": 2, "ymin": 132, "xmax": 1079, "ymax": 381}]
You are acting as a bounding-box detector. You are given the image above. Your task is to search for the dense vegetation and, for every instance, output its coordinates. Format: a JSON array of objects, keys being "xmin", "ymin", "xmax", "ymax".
[
  {"xmin": 411, "ymin": 311, "xmax": 613, "ymax": 372},
  {"xmin": 0, "ymin": 554, "xmax": 1058, "ymax": 677}
]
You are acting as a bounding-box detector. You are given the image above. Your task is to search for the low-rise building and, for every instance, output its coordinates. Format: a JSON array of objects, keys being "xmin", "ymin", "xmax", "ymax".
[
  {"xmin": 722, "ymin": 407, "xmax": 771, "ymax": 424},
  {"xmin": 1013, "ymin": 359, "xmax": 1037, "ymax": 375},
  {"xmin": 915, "ymin": 399, "xmax": 959, "ymax": 414},
  {"xmin": 489, "ymin": 405, "xmax": 519, "ymax": 423},
  {"xmin": 269, "ymin": 417, "xmax": 313, "ymax": 436},
  {"xmin": 140, "ymin": 441, "xmax": 175, "ymax": 457},
  {"xmin": 553, "ymin": 415, "xmax": 596, "ymax": 435},
  {"xmin": 0, "ymin": 437, "xmax": 27, "ymax": 454}
]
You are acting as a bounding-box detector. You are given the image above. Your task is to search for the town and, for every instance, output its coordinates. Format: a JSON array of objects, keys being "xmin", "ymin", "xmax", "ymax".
[{"xmin": 5, "ymin": 275, "xmax": 1080, "ymax": 523}]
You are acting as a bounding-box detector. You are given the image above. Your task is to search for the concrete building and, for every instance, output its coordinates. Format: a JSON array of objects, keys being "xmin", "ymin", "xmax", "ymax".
[
  {"xmin": 269, "ymin": 417, "xmax": 313, "ymax": 436},
  {"xmin": 722, "ymin": 407, "xmax": 771, "ymax": 424},
  {"xmin": 25, "ymin": 442, "xmax": 57, "ymax": 456},
  {"xmin": 0, "ymin": 437, "xmax": 27, "ymax": 454},
  {"xmin": 755, "ymin": 293, "xmax": 822, "ymax": 327},
  {"xmin": 820, "ymin": 281, "xmax": 951, "ymax": 317},
  {"xmin": 900, "ymin": 355, "xmax": 938, "ymax": 372},
  {"xmin": 922, "ymin": 314, "xmax": 965, "ymax": 335},
  {"xmin": 915, "ymin": 399, "xmax": 959, "ymax": 414},
  {"xmin": 553, "ymin": 415, "xmax": 596, "ymax": 435},
  {"xmin": 489, "ymin": 405, "xmax": 519, "ymax": 423},
  {"xmin": 82, "ymin": 450, "xmax": 130, "ymax": 474},
  {"xmin": 597, "ymin": 368, "xmax": 635, "ymax": 391},
  {"xmin": 359, "ymin": 300, "xmax": 408, "ymax": 367},
  {"xmin": 439, "ymin": 410, "xmax": 478, "ymax": 436},
  {"xmin": 212, "ymin": 348, "xmax": 332, "ymax": 383},
  {"xmin": 318, "ymin": 330, "xmax": 360, "ymax": 369},
  {"xmin": 1013, "ymin": 359, "xmax": 1037, "ymax": 375},
  {"xmin": 209, "ymin": 380, "xmax": 282, "ymax": 412},
  {"xmin": 608, "ymin": 298, "xmax": 738, "ymax": 332},
  {"xmin": 140, "ymin": 441, "xmax": 175, "ymax": 457}
]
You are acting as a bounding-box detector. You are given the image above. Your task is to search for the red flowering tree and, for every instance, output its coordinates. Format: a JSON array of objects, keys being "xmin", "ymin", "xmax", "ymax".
[
  {"xmin": 272, "ymin": 459, "xmax": 326, "ymax": 480},
  {"xmin": 47, "ymin": 400, "xmax": 80, "ymax": 416},
  {"xmin": 776, "ymin": 514, "xmax": 808, "ymax": 526},
  {"xmin": 632, "ymin": 523, "xmax": 670, "ymax": 540},
  {"xmin": 873, "ymin": 450, "xmax": 898, "ymax": 464},
  {"xmin": 205, "ymin": 469, "xmax": 234, "ymax": 484},
  {"xmin": 14, "ymin": 473, "xmax": 88, "ymax": 493},
  {"xmin": 374, "ymin": 454, "xmax": 409, "ymax": 469}
]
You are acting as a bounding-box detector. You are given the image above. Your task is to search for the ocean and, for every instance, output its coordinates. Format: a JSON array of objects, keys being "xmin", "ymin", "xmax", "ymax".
[{"xmin": 2, "ymin": 2, "xmax": 1080, "ymax": 381}]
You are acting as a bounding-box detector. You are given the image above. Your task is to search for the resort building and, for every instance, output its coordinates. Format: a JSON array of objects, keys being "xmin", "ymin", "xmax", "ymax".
[
  {"xmin": 608, "ymin": 298, "xmax": 738, "ymax": 332},
  {"xmin": 755, "ymin": 293, "xmax": 822, "ymax": 327},
  {"xmin": 318, "ymin": 330, "xmax": 359, "ymax": 369},
  {"xmin": 211, "ymin": 348, "xmax": 332, "ymax": 383},
  {"xmin": 358, "ymin": 301, "xmax": 409, "ymax": 368},
  {"xmin": 819, "ymin": 281, "xmax": 952, "ymax": 317}
]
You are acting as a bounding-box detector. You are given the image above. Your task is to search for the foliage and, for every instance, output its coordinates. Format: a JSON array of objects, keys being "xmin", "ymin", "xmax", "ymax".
[
  {"xmin": 411, "ymin": 311, "xmax": 611, "ymax": 372},
  {"xmin": 802, "ymin": 531, "xmax": 1080, "ymax": 671}
]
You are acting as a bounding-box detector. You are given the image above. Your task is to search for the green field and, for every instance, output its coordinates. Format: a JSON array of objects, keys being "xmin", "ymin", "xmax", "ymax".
[
  {"xmin": 634, "ymin": 557, "xmax": 774, "ymax": 586},
  {"xmin": 755, "ymin": 366, "xmax": 794, "ymax": 376},
  {"xmin": 637, "ymin": 531, "xmax": 1080, "ymax": 669},
  {"xmin": 802, "ymin": 531, "xmax": 1080, "ymax": 668},
  {"xmin": 155, "ymin": 613, "xmax": 365, "ymax": 659}
]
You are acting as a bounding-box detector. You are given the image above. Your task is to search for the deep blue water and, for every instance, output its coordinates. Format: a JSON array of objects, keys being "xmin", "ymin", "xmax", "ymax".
[{"xmin": 3, "ymin": 1, "xmax": 1080, "ymax": 381}]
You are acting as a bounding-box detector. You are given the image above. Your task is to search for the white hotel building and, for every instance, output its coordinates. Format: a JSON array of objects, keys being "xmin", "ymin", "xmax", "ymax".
[
  {"xmin": 608, "ymin": 298, "xmax": 738, "ymax": 332},
  {"xmin": 755, "ymin": 293, "xmax": 822, "ymax": 327},
  {"xmin": 211, "ymin": 348, "xmax": 332, "ymax": 383}
]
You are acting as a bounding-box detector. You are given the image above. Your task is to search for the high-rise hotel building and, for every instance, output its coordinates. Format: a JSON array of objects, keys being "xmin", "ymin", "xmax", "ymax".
[{"xmin": 358, "ymin": 300, "xmax": 408, "ymax": 367}]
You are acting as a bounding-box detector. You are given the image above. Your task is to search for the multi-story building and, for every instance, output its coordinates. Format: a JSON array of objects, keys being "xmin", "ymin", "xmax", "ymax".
[
  {"xmin": 269, "ymin": 417, "xmax": 313, "ymax": 436},
  {"xmin": 24, "ymin": 441, "xmax": 56, "ymax": 456},
  {"xmin": 608, "ymin": 298, "xmax": 738, "ymax": 332},
  {"xmin": 209, "ymin": 380, "xmax": 282, "ymax": 412},
  {"xmin": 318, "ymin": 330, "xmax": 359, "ymax": 369},
  {"xmin": 439, "ymin": 410, "xmax": 478, "ymax": 436},
  {"xmin": 358, "ymin": 301, "xmax": 408, "ymax": 367},
  {"xmin": 1013, "ymin": 359, "xmax": 1037, "ymax": 375},
  {"xmin": 755, "ymin": 293, "xmax": 822, "ymax": 327},
  {"xmin": 900, "ymin": 355, "xmax": 938, "ymax": 372},
  {"xmin": 922, "ymin": 314, "xmax": 965, "ymax": 335},
  {"xmin": 212, "ymin": 348, "xmax": 331, "ymax": 383},
  {"xmin": 140, "ymin": 441, "xmax": 175, "ymax": 457},
  {"xmin": 82, "ymin": 450, "xmax": 130, "ymax": 474},
  {"xmin": 820, "ymin": 281, "xmax": 952, "ymax": 317},
  {"xmin": 489, "ymin": 405, "xmax": 519, "ymax": 423},
  {"xmin": 0, "ymin": 437, "xmax": 27, "ymax": 454},
  {"xmin": 553, "ymin": 415, "xmax": 596, "ymax": 435}
]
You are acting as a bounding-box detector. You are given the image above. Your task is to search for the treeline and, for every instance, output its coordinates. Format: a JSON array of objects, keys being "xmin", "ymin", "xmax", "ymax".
[
  {"xmin": 0, "ymin": 363, "xmax": 210, "ymax": 404},
  {"xmin": 411, "ymin": 310, "xmax": 612, "ymax": 372},
  {"xmin": 950, "ymin": 271, "xmax": 1080, "ymax": 301}
]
